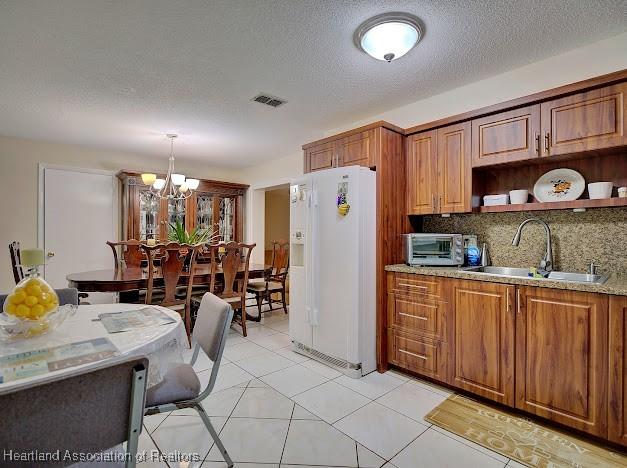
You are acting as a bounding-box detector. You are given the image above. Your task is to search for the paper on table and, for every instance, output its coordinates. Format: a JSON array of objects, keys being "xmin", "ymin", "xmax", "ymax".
[
  {"xmin": 98, "ymin": 307, "xmax": 176, "ymax": 334},
  {"xmin": 0, "ymin": 337, "xmax": 118, "ymax": 384}
]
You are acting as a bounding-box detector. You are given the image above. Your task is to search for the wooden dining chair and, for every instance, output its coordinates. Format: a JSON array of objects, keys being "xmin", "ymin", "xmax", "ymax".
[
  {"xmin": 247, "ymin": 239, "xmax": 289, "ymax": 320},
  {"xmin": 107, "ymin": 239, "xmax": 145, "ymax": 270},
  {"xmin": 9, "ymin": 241, "xmax": 24, "ymax": 284},
  {"xmin": 142, "ymin": 242, "xmax": 202, "ymax": 338},
  {"xmin": 196, "ymin": 241, "xmax": 255, "ymax": 336}
]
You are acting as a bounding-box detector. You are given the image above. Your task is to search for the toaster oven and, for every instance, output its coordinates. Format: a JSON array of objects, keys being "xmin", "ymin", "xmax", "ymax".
[{"xmin": 402, "ymin": 233, "xmax": 464, "ymax": 266}]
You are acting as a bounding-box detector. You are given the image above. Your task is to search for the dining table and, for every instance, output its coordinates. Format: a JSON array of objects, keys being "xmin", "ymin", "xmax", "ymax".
[
  {"xmin": 0, "ymin": 303, "xmax": 187, "ymax": 395},
  {"xmin": 66, "ymin": 263, "xmax": 270, "ymax": 303}
]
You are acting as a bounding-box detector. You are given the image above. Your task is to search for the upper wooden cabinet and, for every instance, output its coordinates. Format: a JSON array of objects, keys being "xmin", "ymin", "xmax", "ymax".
[
  {"xmin": 304, "ymin": 129, "xmax": 376, "ymax": 172},
  {"xmin": 609, "ymin": 295, "xmax": 627, "ymax": 445},
  {"xmin": 471, "ymin": 105, "xmax": 541, "ymax": 167},
  {"xmin": 515, "ymin": 287, "xmax": 608, "ymax": 437},
  {"xmin": 118, "ymin": 172, "xmax": 247, "ymax": 242},
  {"xmin": 406, "ymin": 122, "xmax": 471, "ymax": 215},
  {"xmin": 449, "ymin": 280, "xmax": 515, "ymax": 405},
  {"xmin": 336, "ymin": 129, "xmax": 376, "ymax": 167},
  {"xmin": 437, "ymin": 122, "xmax": 472, "ymax": 213},
  {"xmin": 304, "ymin": 141, "xmax": 335, "ymax": 173},
  {"xmin": 541, "ymin": 82, "xmax": 627, "ymax": 157},
  {"xmin": 406, "ymin": 130, "xmax": 437, "ymax": 214}
]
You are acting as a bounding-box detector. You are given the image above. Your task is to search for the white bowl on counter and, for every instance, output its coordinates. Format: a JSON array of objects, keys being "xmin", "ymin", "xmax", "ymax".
[{"xmin": 588, "ymin": 182, "xmax": 613, "ymax": 199}]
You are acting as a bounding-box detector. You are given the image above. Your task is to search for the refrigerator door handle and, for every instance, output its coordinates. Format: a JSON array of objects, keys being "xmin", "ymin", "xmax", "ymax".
[{"xmin": 310, "ymin": 188, "xmax": 319, "ymax": 328}]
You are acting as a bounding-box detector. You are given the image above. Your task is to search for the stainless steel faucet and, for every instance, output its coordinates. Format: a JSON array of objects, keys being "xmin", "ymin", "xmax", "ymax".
[{"xmin": 511, "ymin": 217, "xmax": 554, "ymax": 274}]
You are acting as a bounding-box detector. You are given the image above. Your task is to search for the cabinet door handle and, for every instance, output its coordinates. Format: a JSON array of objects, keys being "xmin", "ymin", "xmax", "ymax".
[
  {"xmin": 397, "ymin": 283, "xmax": 427, "ymax": 290},
  {"xmin": 506, "ymin": 291, "xmax": 511, "ymax": 314},
  {"xmin": 534, "ymin": 133, "xmax": 540, "ymax": 155},
  {"xmin": 517, "ymin": 289, "xmax": 522, "ymax": 314},
  {"xmin": 399, "ymin": 312, "xmax": 428, "ymax": 321},
  {"xmin": 432, "ymin": 194, "xmax": 436, "ymax": 212},
  {"xmin": 399, "ymin": 348, "xmax": 428, "ymax": 360},
  {"xmin": 544, "ymin": 132, "xmax": 550, "ymax": 153}
]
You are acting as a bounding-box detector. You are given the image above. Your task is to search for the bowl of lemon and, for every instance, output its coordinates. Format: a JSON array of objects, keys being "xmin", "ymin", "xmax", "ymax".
[{"xmin": 1, "ymin": 249, "xmax": 76, "ymax": 340}]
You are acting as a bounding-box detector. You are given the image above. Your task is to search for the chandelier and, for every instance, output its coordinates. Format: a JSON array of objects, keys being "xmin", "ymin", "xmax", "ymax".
[{"xmin": 141, "ymin": 134, "xmax": 199, "ymax": 200}]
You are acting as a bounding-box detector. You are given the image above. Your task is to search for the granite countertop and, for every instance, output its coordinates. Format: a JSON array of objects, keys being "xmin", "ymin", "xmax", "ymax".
[{"xmin": 385, "ymin": 264, "xmax": 627, "ymax": 296}]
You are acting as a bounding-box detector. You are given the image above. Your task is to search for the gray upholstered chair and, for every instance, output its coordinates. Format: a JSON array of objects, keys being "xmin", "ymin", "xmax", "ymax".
[
  {"xmin": 0, "ymin": 355, "xmax": 148, "ymax": 468},
  {"xmin": 145, "ymin": 293, "xmax": 234, "ymax": 467},
  {"xmin": 0, "ymin": 287, "xmax": 79, "ymax": 310}
]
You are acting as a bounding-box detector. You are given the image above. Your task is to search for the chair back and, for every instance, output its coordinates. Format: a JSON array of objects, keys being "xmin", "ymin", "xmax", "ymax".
[
  {"xmin": 209, "ymin": 242, "xmax": 255, "ymax": 300},
  {"xmin": 142, "ymin": 242, "xmax": 201, "ymax": 307},
  {"xmin": 0, "ymin": 356, "xmax": 148, "ymax": 468},
  {"xmin": 9, "ymin": 241, "xmax": 24, "ymax": 284},
  {"xmin": 107, "ymin": 240, "xmax": 145, "ymax": 269},
  {"xmin": 268, "ymin": 239, "xmax": 290, "ymax": 282},
  {"xmin": 193, "ymin": 293, "xmax": 234, "ymax": 397}
]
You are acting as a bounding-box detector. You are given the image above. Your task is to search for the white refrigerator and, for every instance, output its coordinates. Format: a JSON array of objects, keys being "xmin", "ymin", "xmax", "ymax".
[{"xmin": 289, "ymin": 165, "xmax": 376, "ymax": 378}]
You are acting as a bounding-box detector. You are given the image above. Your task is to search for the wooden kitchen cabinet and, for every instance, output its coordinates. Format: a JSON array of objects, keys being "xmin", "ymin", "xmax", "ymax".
[
  {"xmin": 336, "ymin": 129, "xmax": 376, "ymax": 167},
  {"xmin": 437, "ymin": 122, "xmax": 472, "ymax": 213},
  {"xmin": 406, "ymin": 130, "xmax": 437, "ymax": 215},
  {"xmin": 406, "ymin": 122, "xmax": 471, "ymax": 215},
  {"xmin": 304, "ymin": 141, "xmax": 336, "ymax": 172},
  {"xmin": 471, "ymin": 105, "xmax": 541, "ymax": 167},
  {"xmin": 304, "ymin": 129, "xmax": 376, "ymax": 172},
  {"xmin": 449, "ymin": 280, "xmax": 515, "ymax": 405},
  {"xmin": 388, "ymin": 328, "xmax": 447, "ymax": 381},
  {"xmin": 541, "ymin": 82, "xmax": 627, "ymax": 157},
  {"xmin": 515, "ymin": 287, "xmax": 608, "ymax": 437},
  {"xmin": 609, "ymin": 295, "xmax": 627, "ymax": 445},
  {"xmin": 118, "ymin": 171, "xmax": 247, "ymax": 242}
]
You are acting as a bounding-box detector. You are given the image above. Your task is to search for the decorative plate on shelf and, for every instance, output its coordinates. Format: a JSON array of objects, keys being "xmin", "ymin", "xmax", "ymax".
[{"xmin": 533, "ymin": 168, "xmax": 585, "ymax": 202}]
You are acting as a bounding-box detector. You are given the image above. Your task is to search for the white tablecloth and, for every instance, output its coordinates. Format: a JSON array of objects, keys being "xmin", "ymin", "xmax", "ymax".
[{"xmin": 0, "ymin": 303, "xmax": 188, "ymax": 394}]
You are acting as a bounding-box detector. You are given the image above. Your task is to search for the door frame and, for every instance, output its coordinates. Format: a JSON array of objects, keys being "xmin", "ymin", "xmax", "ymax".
[
  {"xmin": 37, "ymin": 164, "xmax": 119, "ymax": 266},
  {"xmin": 245, "ymin": 176, "xmax": 291, "ymax": 266}
]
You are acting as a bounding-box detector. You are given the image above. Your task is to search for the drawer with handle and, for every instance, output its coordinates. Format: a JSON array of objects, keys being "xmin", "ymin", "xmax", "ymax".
[
  {"xmin": 388, "ymin": 294, "xmax": 443, "ymax": 338},
  {"xmin": 388, "ymin": 329, "xmax": 445, "ymax": 380},
  {"xmin": 392, "ymin": 273, "xmax": 442, "ymax": 298}
]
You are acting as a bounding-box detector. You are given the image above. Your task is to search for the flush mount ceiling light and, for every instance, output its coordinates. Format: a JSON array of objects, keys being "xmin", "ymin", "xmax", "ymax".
[{"xmin": 354, "ymin": 12, "xmax": 423, "ymax": 62}]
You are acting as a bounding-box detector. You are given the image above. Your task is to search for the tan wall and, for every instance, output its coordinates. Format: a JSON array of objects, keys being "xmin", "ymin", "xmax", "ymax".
[
  {"xmin": 243, "ymin": 32, "xmax": 627, "ymax": 185},
  {"xmin": 264, "ymin": 187, "xmax": 290, "ymax": 250},
  {"xmin": 0, "ymin": 135, "xmax": 243, "ymax": 291}
]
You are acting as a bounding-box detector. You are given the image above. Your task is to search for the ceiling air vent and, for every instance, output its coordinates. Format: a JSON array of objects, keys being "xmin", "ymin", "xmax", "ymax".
[{"xmin": 252, "ymin": 93, "xmax": 286, "ymax": 108}]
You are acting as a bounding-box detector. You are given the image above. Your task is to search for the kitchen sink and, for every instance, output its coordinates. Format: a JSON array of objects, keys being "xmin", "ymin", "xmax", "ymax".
[{"xmin": 460, "ymin": 266, "xmax": 608, "ymax": 285}]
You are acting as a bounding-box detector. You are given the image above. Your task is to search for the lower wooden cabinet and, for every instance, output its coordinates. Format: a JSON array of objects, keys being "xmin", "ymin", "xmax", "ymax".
[
  {"xmin": 609, "ymin": 295, "xmax": 627, "ymax": 445},
  {"xmin": 385, "ymin": 271, "xmax": 623, "ymax": 444},
  {"xmin": 388, "ymin": 328, "xmax": 447, "ymax": 381},
  {"xmin": 515, "ymin": 286, "xmax": 608, "ymax": 437},
  {"xmin": 449, "ymin": 280, "xmax": 515, "ymax": 405}
]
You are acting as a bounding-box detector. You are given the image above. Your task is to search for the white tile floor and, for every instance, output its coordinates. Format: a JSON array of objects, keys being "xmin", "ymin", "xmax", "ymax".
[{"xmin": 139, "ymin": 307, "xmax": 523, "ymax": 467}]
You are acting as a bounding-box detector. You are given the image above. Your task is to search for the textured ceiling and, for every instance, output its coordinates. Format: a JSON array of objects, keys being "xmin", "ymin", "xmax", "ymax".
[{"xmin": 0, "ymin": 0, "xmax": 626, "ymax": 167}]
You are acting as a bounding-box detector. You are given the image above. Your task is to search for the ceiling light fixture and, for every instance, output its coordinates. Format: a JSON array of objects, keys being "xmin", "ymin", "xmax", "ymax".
[
  {"xmin": 141, "ymin": 134, "xmax": 199, "ymax": 200},
  {"xmin": 354, "ymin": 12, "xmax": 423, "ymax": 62}
]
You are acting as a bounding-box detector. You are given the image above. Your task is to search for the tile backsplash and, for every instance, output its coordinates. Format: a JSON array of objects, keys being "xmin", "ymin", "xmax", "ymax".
[{"xmin": 422, "ymin": 208, "xmax": 627, "ymax": 276}]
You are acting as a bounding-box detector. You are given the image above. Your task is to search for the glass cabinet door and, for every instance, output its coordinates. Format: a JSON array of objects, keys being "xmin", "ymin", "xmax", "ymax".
[
  {"xmin": 219, "ymin": 196, "xmax": 235, "ymax": 242},
  {"xmin": 196, "ymin": 194, "xmax": 215, "ymax": 231},
  {"xmin": 167, "ymin": 197, "xmax": 186, "ymax": 228},
  {"xmin": 139, "ymin": 190, "xmax": 160, "ymax": 240}
]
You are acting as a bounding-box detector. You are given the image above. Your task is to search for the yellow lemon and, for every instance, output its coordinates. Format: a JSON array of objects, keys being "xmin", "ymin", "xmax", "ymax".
[
  {"xmin": 16, "ymin": 304, "xmax": 30, "ymax": 318},
  {"xmin": 9, "ymin": 290, "xmax": 26, "ymax": 305},
  {"xmin": 25, "ymin": 278, "xmax": 40, "ymax": 288},
  {"xmin": 44, "ymin": 302, "xmax": 56, "ymax": 313},
  {"xmin": 24, "ymin": 295, "xmax": 39, "ymax": 306},
  {"xmin": 26, "ymin": 284, "xmax": 42, "ymax": 297},
  {"xmin": 5, "ymin": 303, "xmax": 17, "ymax": 315},
  {"xmin": 40, "ymin": 292, "xmax": 52, "ymax": 305},
  {"xmin": 29, "ymin": 304, "xmax": 45, "ymax": 319},
  {"xmin": 40, "ymin": 283, "xmax": 51, "ymax": 293}
]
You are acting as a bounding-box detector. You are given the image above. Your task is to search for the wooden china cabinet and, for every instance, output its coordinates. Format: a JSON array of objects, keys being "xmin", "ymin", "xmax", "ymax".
[{"xmin": 118, "ymin": 171, "xmax": 248, "ymax": 242}]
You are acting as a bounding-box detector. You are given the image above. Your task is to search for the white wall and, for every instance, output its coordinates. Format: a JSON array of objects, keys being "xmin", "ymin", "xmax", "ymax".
[
  {"xmin": 243, "ymin": 31, "xmax": 627, "ymax": 187},
  {"xmin": 0, "ymin": 135, "xmax": 243, "ymax": 291}
]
